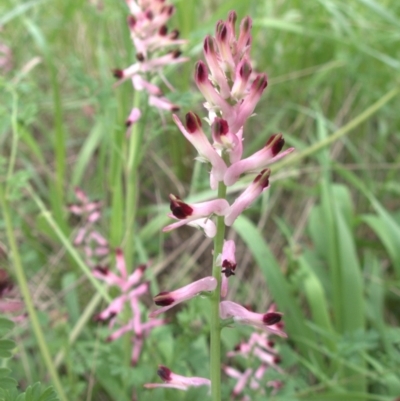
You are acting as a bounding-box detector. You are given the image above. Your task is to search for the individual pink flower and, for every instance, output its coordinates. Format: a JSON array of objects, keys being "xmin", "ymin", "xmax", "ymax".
[
  {"xmin": 224, "ymin": 366, "xmax": 253, "ymax": 399},
  {"xmin": 224, "ymin": 134, "xmax": 295, "ymax": 186},
  {"xmin": 144, "ymin": 365, "xmax": 211, "ymax": 391},
  {"xmin": 125, "ymin": 107, "xmax": 141, "ymax": 127},
  {"xmin": 163, "ymin": 195, "xmax": 229, "ymax": 234},
  {"xmin": 220, "ymin": 300, "xmax": 286, "ymax": 337},
  {"xmin": 211, "ymin": 117, "xmax": 243, "ymax": 164},
  {"xmin": 224, "ymin": 169, "xmax": 271, "ymax": 226},
  {"xmin": 149, "ymin": 276, "xmax": 217, "ymax": 318},
  {"xmin": 216, "ymin": 240, "xmax": 237, "ymax": 297},
  {"xmin": 173, "ymin": 112, "xmax": 227, "ymax": 186}
]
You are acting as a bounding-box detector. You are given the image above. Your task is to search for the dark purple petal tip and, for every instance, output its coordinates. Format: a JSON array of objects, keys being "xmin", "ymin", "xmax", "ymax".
[
  {"xmin": 157, "ymin": 365, "xmax": 172, "ymax": 381},
  {"xmin": 263, "ymin": 312, "xmax": 282, "ymax": 325}
]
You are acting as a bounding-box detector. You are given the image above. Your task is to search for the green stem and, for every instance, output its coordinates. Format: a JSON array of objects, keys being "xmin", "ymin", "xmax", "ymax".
[
  {"xmin": 210, "ymin": 181, "xmax": 227, "ymax": 401},
  {"xmin": 0, "ymin": 186, "xmax": 68, "ymax": 401},
  {"xmin": 124, "ymin": 90, "xmax": 143, "ymax": 270},
  {"xmin": 26, "ymin": 185, "xmax": 111, "ymax": 303}
]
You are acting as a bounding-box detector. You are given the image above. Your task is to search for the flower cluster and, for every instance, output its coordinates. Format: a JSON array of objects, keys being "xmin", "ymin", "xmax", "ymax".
[
  {"xmin": 224, "ymin": 305, "xmax": 285, "ymax": 399},
  {"xmin": 68, "ymin": 187, "xmax": 110, "ymax": 268},
  {"xmin": 146, "ymin": 11, "xmax": 291, "ymax": 391},
  {"xmin": 113, "ymin": 0, "xmax": 188, "ymax": 126},
  {"xmin": 94, "ymin": 249, "xmax": 164, "ymax": 365}
]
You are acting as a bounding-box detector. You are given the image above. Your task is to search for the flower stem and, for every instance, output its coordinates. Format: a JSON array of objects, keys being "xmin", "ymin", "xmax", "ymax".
[
  {"xmin": 124, "ymin": 90, "xmax": 143, "ymax": 271},
  {"xmin": 0, "ymin": 186, "xmax": 68, "ymax": 401},
  {"xmin": 210, "ymin": 181, "xmax": 227, "ymax": 401}
]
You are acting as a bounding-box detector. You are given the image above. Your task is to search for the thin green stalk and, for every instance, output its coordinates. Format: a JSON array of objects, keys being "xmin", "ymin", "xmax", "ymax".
[
  {"xmin": 0, "ymin": 186, "xmax": 68, "ymax": 401},
  {"xmin": 271, "ymin": 87, "xmax": 399, "ymax": 172},
  {"xmin": 124, "ymin": 90, "xmax": 143, "ymax": 270},
  {"xmin": 210, "ymin": 181, "xmax": 227, "ymax": 401},
  {"xmin": 26, "ymin": 185, "xmax": 111, "ymax": 303}
]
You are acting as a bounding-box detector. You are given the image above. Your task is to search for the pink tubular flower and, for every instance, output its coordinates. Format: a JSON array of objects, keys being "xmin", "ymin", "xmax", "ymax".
[
  {"xmin": 163, "ymin": 194, "xmax": 229, "ymax": 234},
  {"xmin": 216, "ymin": 240, "xmax": 237, "ymax": 298},
  {"xmin": 211, "ymin": 117, "xmax": 243, "ymax": 164},
  {"xmin": 224, "ymin": 134, "xmax": 295, "ymax": 186},
  {"xmin": 224, "ymin": 169, "xmax": 271, "ymax": 226},
  {"xmin": 220, "ymin": 300, "xmax": 286, "ymax": 337},
  {"xmin": 125, "ymin": 107, "xmax": 141, "ymax": 127},
  {"xmin": 144, "ymin": 365, "xmax": 211, "ymax": 391},
  {"xmin": 173, "ymin": 113, "xmax": 227, "ymax": 185},
  {"xmin": 149, "ymin": 276, "xmax": 217, "ymax": 318}
]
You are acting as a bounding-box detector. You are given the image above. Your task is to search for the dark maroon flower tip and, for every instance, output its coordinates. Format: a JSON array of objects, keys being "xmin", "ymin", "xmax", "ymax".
[
  {"xmin": 115, "ymin": 247, "xmax": 123, "ymax": 257},
  {"xmin": 185, "ymin": 112, "xmax": 202, "ymax": 133},
  {"xmin": 112, "ymin": 69, "xmax": 124, "ymax": 79},
  {"xmin": 263, "ymin": 312, "xmax": 282, "ymax": 326},
  {"xmin": 166, "ymin": 5, "xmax": 174, "ymax": 15},
  {"xmin": 105, "ymin": 336, "xmax": 112, "ymax": 342},
  {"xmin": 228, "ymin": 10, "xmax": 237, "ymax": 25},
  {"xmin": 169, "ymin": 194, "xmax": 193, "ymax": 218},
  {"xmin": 241, "ymin": 16, "xmax": 252, "ymax": 33},
  {"xmin": 159, "ymin": 25, "xmax": 168, "ymax": 36},
  {"xmin": 267, "ymin": 340, "xmax": 275, "ymax": 348},
  {"xmin": 171, "ymin": 105, "xmax": 180, "ymax": 112},
  {"xmin": 253, "ymin": 73, "xmax": 268, "ymax": 91},
  {"xmin": 218, "ymin": 23, "xmax": 228, "ymax": 42},
  {"xmin": 266, "ymin": 134, "xmax": 285, "ymax": 156},
  {"xmin": 233, "ymin": 343, "xmax": 241, "ymax": 351},
  {"xmin": 137, "ymin": 264, "xmax": 147, "ymax": 273},
  {"xmin": 221, "ymin": 268, "xmax": 235, "ymax": 277},
  {"xmin": 136, "ymin": 52, "xmax": 145, "ymax": 62},
  {"xmin": 171, "ymin": 49, "xmax": 181, "ymax": 59},
  {"xmin": 253, "ymin": 169, "xmax": 270, "ymax": 189},
  {"xmin": 240, "ymin": 60, "xmax": 252, "ymax": 79},
  {"xmin": 203, "ymin": 36, "xmax": 214, "ymax": 54},
  {"xmin": 273, "ymin": 356, "xmax": 281, "ymax": 364},
  {"xmin": 213, "ymin": 117, "xmax": 229, "ymax": 136},
  {"xmin": 157, "ymin": 365, "xmax": 172, "ymax": 381},
  {"xmin": 154, "ymin": 291, "xmax": 174, "ymax": 306},
  {"xmin": 127, "ymin": 15, "xmax": 136, "ymax": 29},
  {"xmin": 145, "ymin": 10, "xmax": 153, "ymax": 20},
  {"xmin": 195, "ymin": 61, "xmax": 208, "ymax": 83},
  {"xmin": 170, "ymin": 29, "xmax": 179, "ymax": 39},
  {"xmin": 94, "ymin": 265, "xmax": 109, "ymax": 275}
]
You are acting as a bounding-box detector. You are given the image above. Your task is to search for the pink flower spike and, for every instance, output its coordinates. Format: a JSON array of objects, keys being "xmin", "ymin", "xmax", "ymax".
[
  {"xmin": 220, "ymin": 300, "xmax": 287, "ymax": 337},
  {"xmin": 224, "ymin": 169, "xmax": 271, "ymax": 227},
  {"xmin": 173, "ymin": 113, "xmax": 227, "ymax": 181},
  {"xmin": 144, "ymin": 365, "xmax": 211, "ymax": 391},
  {"xmin": 149, "ymin": 276, "xmax": 217, "ymax": 318}
]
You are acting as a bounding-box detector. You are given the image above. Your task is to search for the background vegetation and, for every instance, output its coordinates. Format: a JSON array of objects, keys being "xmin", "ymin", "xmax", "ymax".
[{"xmin": 1, "ymin": 0, "xmax": 399, "ymax": 400}]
